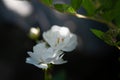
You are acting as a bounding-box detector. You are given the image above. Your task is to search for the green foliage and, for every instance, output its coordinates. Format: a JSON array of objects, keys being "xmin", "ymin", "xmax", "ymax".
[
  {"xmin": 115, "ymin": 15, "xmax": 120, "ymax": 28},
  {"xmin": 81, "ymin": 0, "xmax": 96, "ymax": 16},
  {"xmin": 91, "ymin": 29, "xmax": 120, "ymax": 46},
  {"xmin": 98, "ymin": 0, "xmax": 114, "ymax": 10},
  {"xmin": 91, "ymin": 29, "xmax": 104, "ymax": 40},
  {"xmin": 78, "ymin": 0, "xmax": 120, "ymax": 22},
  {"xmin": 54, "ymin": 4, "xmax": 76, "ymax": 14},
  {"xmin": 112, "ymin": 0, "xmax": 120, "ymax": 28},
  {"xmin": 116, "ymin": 41, "xmax": 120, "ymax": 47},
  {"xmin": 99, "ymin": 0, "xmax": 120, "ymax": 21},
  {"xmin": 102, "ymin": 32, "xmax": 116, "ymax": 46},
  {"xmin": 70, "ymin": 0, "xmax": 82, "ymax": 10},
  {"xmin": 105, "ymin": 29, "xmax": 120, "ymax": 46},
  {"xmin": 40, "ymin": 0, "xmax": 120, "ymax": 23},
  {"xmin": 41, "ymin": 0, "xmax": 53, "ymax": 6}
]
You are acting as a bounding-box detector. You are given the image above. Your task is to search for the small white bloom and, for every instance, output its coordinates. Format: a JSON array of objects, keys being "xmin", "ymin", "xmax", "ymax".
[
  {"xmin": 43, "ymin": 25, "xmax": 77, "ymax": 52},
  {"xmin": 26, "ymin": 42, "xmax": 67, "ymax": 69}
]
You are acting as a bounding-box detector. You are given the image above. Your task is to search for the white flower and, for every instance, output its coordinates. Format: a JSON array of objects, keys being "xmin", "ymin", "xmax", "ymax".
[
  {"xmin": 43, "ymin": 25, "xmax": 77, "ymax": 52},
  {"xmin": 26, "ymin": 42, "xmax": 67, "ymax": 69}
]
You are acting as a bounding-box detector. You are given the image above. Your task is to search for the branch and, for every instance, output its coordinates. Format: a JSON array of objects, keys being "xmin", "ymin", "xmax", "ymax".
[{"xmin": 74, "ymin": 13, "xmax": 116, "ymax": 29}]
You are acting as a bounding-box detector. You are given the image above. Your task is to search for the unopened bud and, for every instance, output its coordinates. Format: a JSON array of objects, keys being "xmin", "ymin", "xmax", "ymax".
[{"xmin": 29, "ymin": 27, "xmax": 40, "ymax": 40}]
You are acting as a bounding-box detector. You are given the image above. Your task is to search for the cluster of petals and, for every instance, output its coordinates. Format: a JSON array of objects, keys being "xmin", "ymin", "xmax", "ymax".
[{"xmin": 26, "ymin": 25, "xmax": 77, "ymax": 69}]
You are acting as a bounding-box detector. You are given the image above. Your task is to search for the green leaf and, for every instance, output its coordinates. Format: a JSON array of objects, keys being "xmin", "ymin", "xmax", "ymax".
[
  {"xmin": 112, "ymin": 0, "xmax": 120, "ymax": 21},
  {"xmin": 81, "ymin": 0, "xmax": 96, "ymax": 16},
  {"xmin": 91, "ymin": 29, "xmax": 104, "ymax": 39},
  {"xmin": 98, "ymin": 0, "xmax": 114, "ymax": 10},
  {"xmin": 71, "ymin": 0, "xmax": 82, "ymax": 10},
  {"xmin": 54, "ymin": 4, "xmax": 76, "ymax": 14},
  {"xmin": 41, "ymin": 0, "xmax": 53, "ymax": 6},
  {"xmin": 101, "ymin": 29, "xmax": 120, "ymax": 46},
  {"xmin": 99, "ymin": 0, "xmax": 120, "ymax": 21},
  {"xmin": 101, "ymin": 11, "xmax": 113, "ymax": 21},
  {"xmin": 91, "ymin": 29, "xmax": 116, "ymax": 46},
  {"xmin": 116, "ymin": 41, "xmax": 120, "ymax": 46},
  {"xmin": 102, "ymin": 34, "xmax": 115, "ymax": 46},
  {"xmin": 115, "ymin": 15, "xmax": 120, "ymax": 28}
]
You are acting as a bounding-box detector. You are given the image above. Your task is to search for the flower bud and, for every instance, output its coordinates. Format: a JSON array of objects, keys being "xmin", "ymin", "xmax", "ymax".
[{"xmin": 29, "ymin": 27, "xmax": 40, "ymax": 40}]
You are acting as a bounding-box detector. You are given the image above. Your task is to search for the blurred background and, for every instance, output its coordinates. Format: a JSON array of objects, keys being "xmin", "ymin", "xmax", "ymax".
[{"xmin": 0, "ymin": 0, "xmax": 120, "ymax": 80}]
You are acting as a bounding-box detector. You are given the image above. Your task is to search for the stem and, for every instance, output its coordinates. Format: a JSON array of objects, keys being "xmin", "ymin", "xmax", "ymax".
[
  {"xmin": 44, "ymin": 67, "xmax": 52, "ymax": 80},
  {"xmin": 74, "ymin": 13, "xmax": 116, "ymax": 29}
]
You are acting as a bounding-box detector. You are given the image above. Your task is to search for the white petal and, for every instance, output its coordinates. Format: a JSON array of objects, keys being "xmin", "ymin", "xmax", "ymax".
[
  {"xmin": 51, "ymin": 51, "xmax": 67, "ymax": 64},
  {"xmin": 42, "ymin": 50, "xmax": 63, "ymax": 63},
  {"xmin": 33, "ymin": 42, "xmax": 46, "ymax": 54},
  {"xmin": 34, "ymin": 63, "xmax": 48, "ymax": 69},
  {"xmin": 51, "ymin": 25, "xmax": 70, "ymax": 37},
  {"xmin": 42, "ymin": 48, "xmax": 56, "ymax": 59},
  {"xmin": 51, "ymin": 25, "xmax": 61, "ymax": 32},
  {"xmin": 43, "ymin": 31, "xmax": 59, "ymax": 48},
  {"xmin": 26, "ymin": 57, "xmax": 37, "ymax": 64},
  {"xmin": 59, "ymin": 27, "xmax": 70, "ymax": 37},
  {"xmin": 62, "ymin": 34, "xmax": 77, "ymax": 52},
  {"xmin": 27, "ymin": 52, "xmax": 41, "ymax": 63},
  {"xmin": 44, "ymin": 50, "xmax": 64, "ymax": 63},
  {"xmin": 26, "ymin": 57, "xmax": 48, "ymax": 69},
  {"xmin": 52, "ymin": 59, "xmax": 67, "ymax": 64},
  {"xmin": 33, "ymin": 42, "xmax": 50, "ymax": 61}
]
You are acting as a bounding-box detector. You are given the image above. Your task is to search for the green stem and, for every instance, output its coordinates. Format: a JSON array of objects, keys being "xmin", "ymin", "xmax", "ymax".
[{"xmin": 44, "ymin": 68, "xmax": 52, "ymax": 80}]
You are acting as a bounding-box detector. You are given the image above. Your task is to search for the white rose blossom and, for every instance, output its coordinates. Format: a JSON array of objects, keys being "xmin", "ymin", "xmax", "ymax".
[
  {"xmin": 26, "ymin": 42, "xmax": 67, "ymax": 69},
  {"xmin": 43, "ymin": 25, "xmax": 77, "ymax": 52}
]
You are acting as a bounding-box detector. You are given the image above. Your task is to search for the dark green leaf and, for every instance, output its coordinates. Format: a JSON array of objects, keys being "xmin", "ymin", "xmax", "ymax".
[
  {"xmin": 100, "ymin": 0, "xmax": 120, "ymax": 21},
  {"xmin": 114, "ymin": 0, "xmax": 120, "ymax": 17},
  {"xmin": 81, "ymin": 0, "xmax": 96, "ymax": 16},
  {"xmin": 116, "ymin": 41, "xmax": 120, "ymax": 46},
  {"xmin": 71, "ymin": 0, "xmax": 82, "ymax": 10},
  {"xmin": 54, "ymin": 4, "xmax": 76, "ymax": 14},
  {"xmin": 91, "ymin": 29, "xmax": 104, "ymax": 39},
  {"xmin": 101, "ymin": 29, "xmax": 120, "ymax": 46},
  {"xmin": 102, "ymin": 34, "xmax": 115, "ymax": 46},
  {"xmin": 91, "ymin": 29, "xmax": 116, "ymax": 46},
  {"xmin": 98, "ymin": 0, "xmax": 114, "ymax": 10},
  {"xmin": 41, "ymin": 0, "xmax": 53, "ymax": 6},
  {"xmin": 101, "ymin": 10, "xmax": 113, "ymax": 21},
  {"xmin": 115, "ymin": 15, "xmax": 120, "ymax": 28}
]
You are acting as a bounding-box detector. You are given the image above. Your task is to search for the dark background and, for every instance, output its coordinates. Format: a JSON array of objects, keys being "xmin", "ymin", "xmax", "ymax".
[{"xmin": 0, "ymin": 0, "xmax": 120, "ymax": 80}]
